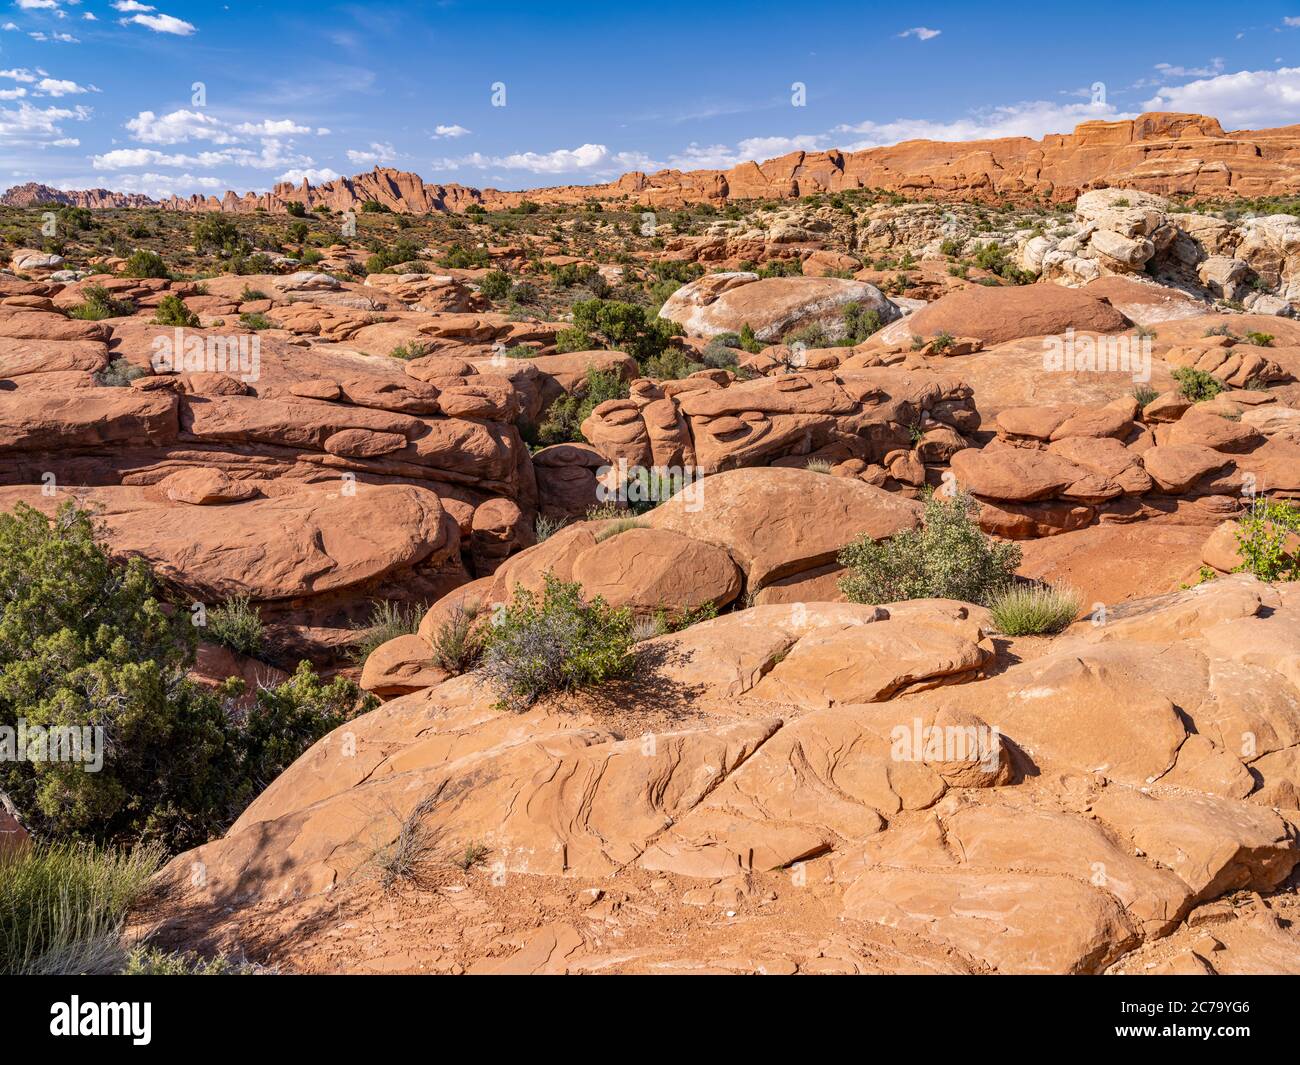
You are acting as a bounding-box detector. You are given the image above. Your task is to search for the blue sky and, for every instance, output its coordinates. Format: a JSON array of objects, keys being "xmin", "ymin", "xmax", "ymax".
[{"xmin": 2, "ymin": 0, "xmax": 1300, "ymax": 198}]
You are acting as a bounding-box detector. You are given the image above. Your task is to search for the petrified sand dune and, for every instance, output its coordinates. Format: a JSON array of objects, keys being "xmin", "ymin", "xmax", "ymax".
[{"xmin": 149, "ymin": 576, "xmax": 1300, "ymax": 974}]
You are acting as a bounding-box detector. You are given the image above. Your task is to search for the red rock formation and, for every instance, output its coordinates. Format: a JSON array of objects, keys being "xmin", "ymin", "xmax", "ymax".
[
  {"xmin": 0, "ymin": 182, "xmax": 157, "ymax": 209},
  {"xmin": 11, "ymin": 112, "xmax": 1298, "ymax": 217}
]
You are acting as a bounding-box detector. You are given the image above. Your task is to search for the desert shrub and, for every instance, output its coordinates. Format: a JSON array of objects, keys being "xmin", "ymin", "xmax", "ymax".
[
  {"xmin": 594, "ymin": 517, "xmax": 647, "ymax": 543},
  {"xmin": 929, "ymin": 331, "xmax": 956, "ymax": 354},
  {"xmin": 971, "ymin": 241, "xmax": 1035, "ymax": 284},
  {"xmin": 192, "ymin": 215, "xmax": 246, "ymax": 256},
  {"xmin": 1133, "ymin": 384, "xmax": 1159, "ymax": 410},
  {"xmin": 738, "ymin": 323, "xmax": 762, "ymax": 353},
  {"xmin": 561, "ymin": 299, "xmax": 681, "ymax": 364},
  {"xmin": 238, "ymin": 311, "xmax": 273, "ymax": 331},
  {"xmin": 477, "ymin": 574, "xmax": 635, "ymax": 711},
  {"xmin": 285, "ymin": 201, "xmax": 307, "ymax": 218},
  {"xmin": 804, "ymin": 459, "xmax": 834, "ymax": 474},
  {"xmin": 842, "ymin": 302, "xmax": 883, "ymax": 343},
  {"xmin": 1244, "ymin": 332, "xmax": 1274, "ymax": 347},
  {"xmin": 371, "ymin": 794, "xmax": 440, "ymax": 890},
  {"xmin": 534, "ymin": 515, "xmax": 570, "ymax": 542},
  {"xmin": 206, "ymin": 595, "xmax": 265, "ymax": 657},
  {"xmin": 152, "ymin": 293, "xmax": 199, "ymax": 328},
  {"xmin": 642, "ymin": 347, "xmax": 704, "ymax": 380},
  {"xmin": 535, "ymin": 367, "xmax": 628, "ymax": 446},
  {"xmin": 93, "ymin": 357, "xmax": 146, "ymax": 388},
  {"xmin": 123, "ymin": 249, "xmax": 168, "ymax": 279},
  {"xmin": 239, "ymin": 285, "xmax": 269, "ymax": 302},
  {"xmin": 122, "ymin": 946, "xmax": 267, "ymax": 975},
  {"xmin": 479, "ymin": 269, "xmax": 512, "ymax": 301},
  {"xmin": 0, "ymin": 840, "xmax": 164, "ymax": 975},
  {"xmin": 757, "ymin": 259, "xmax": 802, "ymax": 278},
  {"xmin": 839, "ymin": 491, "xmax": 1022, "ymax": 605},
  {"xmin": 1172, "ymin": 366, "xmax": 1223, "ymax": 402},
  {"xmin": 351, "ymin": 600, "xmax": 424, "ymax": 663},
  {"xmin": 988, "ymin": 581, "xmax": 1081, "ymax": 635},
  {"xmin": 0, "ymin": 503, "xmax": 373, "ymax": 849},
  {"xmin": 701, "ymin": 339, "xmax": 739, "ymax": 369},
  {"xmin": 438, "ymin": 243, "xmax": 489, "ymax": 269},
  {"xmin": 360, "ymin": 200, "xmax": 390, "ymax": 213},
  {"xmin": 366, "ymin": 238, "xmax": 424, "ymax": 273},
  {"xmin": 68, "ymin": 284, "xmax": 134, "ymax": 321},
  {"xmin": 784, "ymin": 322, "xmax": 828, "ymax": 348},
  {"xmin": 299, "ymin": 248, "xmax": 324, "ymax": 266},
  {"xmin": 428, "ymin": 603, "xmax": 485, "ymax": 674},
  {"xmin": 389, "ymin": 340, "xmax": 433, "ymax": 360},
  {"xmin": 1234, "ymin": 498, "xmax": 1300, "ymax": 581}
]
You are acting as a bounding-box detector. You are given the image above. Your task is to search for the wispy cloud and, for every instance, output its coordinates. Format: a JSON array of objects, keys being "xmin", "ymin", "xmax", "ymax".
[{"xmin": 897, "ymin": 27, "xmax": 941, "ymax": 41}]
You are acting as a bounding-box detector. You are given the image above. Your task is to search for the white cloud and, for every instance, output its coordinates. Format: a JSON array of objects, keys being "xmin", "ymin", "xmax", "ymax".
[
  {"xmin": 1154, "ymin": 58, "xmax": 1225, "ymax": 77},
  {"xmin": 0, "ymin": 68, "xmax": 38, "ymax": 82},
  {"xmin": 0, "ymin": 100, "xmax": 89, "ymax": 145},
  {"xmin": 2, "ymin": 23, "xmax": 18, "ymax": 31},
  {"xmin": 432, "ymin": 143, "xmax": 660, "ymax": 175},
  {"xmin": 29, "ymin": 31, "xmax": 78, "ymax": 42},
  {"xmin": 235, "ymin": 118, "xmax": 310, "ymax": 137},
  {"xmin": 1285, "ymin": 17, "xmax": 1300, "ymax": 27},
  {"xmin": 82, "ymin": 12, "xmax": 96, "ymax": 20},
  {"xmin": 433, "ymin": 123, "xmax": 470, "ymax": 138},
  {"xmin": 278, "ymin": 167, "xmax": 340, "ymax": 185},
  {"xmin": 16, "ymin": 0, "xmax": 59, "ymax": 9},
  {"xmin": 834, "ymin": 99, "xmax": 1128, "ymax": 148},
  {"xmin": 0, "ymin": 88, "xmax": 27, "ymax": 100},
  {"xmin": 120, "ymin": 12, "xmax": 195, "ymax": 35},
  {"xmin": 112, "ymin": 1, "xmax": 155, "ymax": 9},
  {"xmin": 346, "ymin": 140, "xmax": 396, "ymax": 165},
  {"xmin": 1142, "ymin": 66, "xmax": 1300, "ymax": 128},
  {"xmin": 35, "ymin": 77, "xmax": 94, "ymax": 96},
  {"xmin": 898, "ymin": 27, "xmax": 941, "ymax": 40},
  {"xmin": 663, "ymin": 135, "xmax": 826, "ymax": 169},
  {"xmin": 125, "ymin": 108, "xmax": 236, "ymax": 144}
]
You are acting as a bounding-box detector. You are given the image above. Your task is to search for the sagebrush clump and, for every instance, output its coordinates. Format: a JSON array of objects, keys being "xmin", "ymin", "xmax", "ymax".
[
  {"xmin": 839, "ymin": 491, "xmax": 1022, "ymax": 605},
  {"xmin": 476, "ymin": 574, "xmax": 635, "ymax": 711}
]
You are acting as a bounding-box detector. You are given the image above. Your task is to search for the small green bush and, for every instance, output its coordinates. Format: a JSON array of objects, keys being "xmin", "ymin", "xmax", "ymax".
[
  {"xmin": 988, "ymin": 582, "xmax": 1081, "ymax": 635},
  {"xmin": 68, "ymin": 284, "xmax": 134, "ymax": 321},
  {"xmin": 535, "ymin": 367, "xmax": 628, "ymax": 446},
  {"xmin": 562, "ymin": 299, "xmax": 681, "ymax": 364},
  {"xmin": 1133, "ymin": 384, "xmax": 1159, "ymax": 410},
  {"xmin": 429, "ymin": 603, "xmax": 485, "ymax": 674},
  {"xmin": 239, "ymin": 285, "xmax": 269, "ymax": 303},
  {"xmin": 477, "ymin": 574, "xmax": 635, "ymax": 711},
  {"xmin": 1234, "ymin": 498, "xmax": 1300, "ymax": 581},
  {"xmin": 122, "ymin": 946, "xmax": 267, "ymax": 975},
  {"xmin": 152, "ymin": 293, "xmax": 200, "ymax": 328},
  {"xmin": 479, "ymin": 269, "xmax": 512, "ymax": 301},
  {"xmin": 438, "ymin": 243, "xmax": 489, "ymax": 269},
  {"xmin": 389, "ymin": 340, "xmax": 433, "ymax": 360},
  {"xmin": 351, "ymin": 600, "xmax": 424, "ymax": 663},
  {"xmin": 238, "ymin": 312, "xmax": 273, "ymax": 331},
  {"xmin": 1172, "ymin": 366, "xmax": 1224, "ymax": 402},
  {"xmin": 1244, "ymin": 332, "xmax": 1274, "ymax": 347},
  {"xmin": 123, "ymin": 249, "xmax": 169, "ymax": 279},
  {"xmin": 839, "ymin": 491, "xmax": 1022, "ymax": 605},
  {"xmin": 206, "ymin": 595, "xmax": 264, "ymax": 657},
  {"xmin": 94, "ymin": 357, "xmax": 146, "ymax": 388}
]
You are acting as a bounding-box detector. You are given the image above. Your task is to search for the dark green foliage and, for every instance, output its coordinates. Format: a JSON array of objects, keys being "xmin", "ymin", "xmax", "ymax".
[{"xmin": 839, "ymin": 491, "xmax": 1022, "ymax": 606}]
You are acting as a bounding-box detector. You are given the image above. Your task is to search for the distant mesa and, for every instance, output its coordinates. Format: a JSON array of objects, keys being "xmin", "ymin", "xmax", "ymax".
[{"xmin": 4, "ymin": 112, "xmax": 1298, "ymax": 216}]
